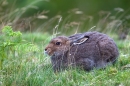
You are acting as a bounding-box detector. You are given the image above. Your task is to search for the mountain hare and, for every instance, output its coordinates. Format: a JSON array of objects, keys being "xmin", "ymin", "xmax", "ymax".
[{"xmin": 44, "ymin": 31, "xmax": 119, "ymax": 72}]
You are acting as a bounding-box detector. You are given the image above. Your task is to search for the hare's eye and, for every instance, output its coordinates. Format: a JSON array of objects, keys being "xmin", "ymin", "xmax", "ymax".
[{"xmin": 55, "ymin": 42, "xmax": 61, "ymax": 45}]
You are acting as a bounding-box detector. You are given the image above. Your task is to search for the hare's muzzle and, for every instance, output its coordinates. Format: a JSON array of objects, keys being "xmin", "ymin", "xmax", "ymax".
[{"xmin": 44, "ymin": 48, "xmax": 52, "ymax": 56}]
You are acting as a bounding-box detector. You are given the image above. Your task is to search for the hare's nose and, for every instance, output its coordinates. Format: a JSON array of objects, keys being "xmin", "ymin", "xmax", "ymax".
[
  {"xmin": 44, "ymin": 48, "xmax": 48, "ymax": 55},
  {"xmin": 44, "ymin": 48, "xmax": 51, "ymax": 53},
  {"xmin": 45, "ymin": 48, "xmax": 47, "ymax": 51}
]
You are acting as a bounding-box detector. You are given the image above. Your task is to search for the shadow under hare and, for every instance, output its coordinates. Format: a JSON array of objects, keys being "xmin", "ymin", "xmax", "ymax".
[{"xmin": 44, "ymin": 31, "xmax": 119, "ymax": 72}]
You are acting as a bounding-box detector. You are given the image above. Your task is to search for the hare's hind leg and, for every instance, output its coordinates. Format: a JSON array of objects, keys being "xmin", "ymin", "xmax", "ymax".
[
  {"xmin": 77, "ymin": 58, "xmax": 95, "ymax": 71},
  {"xmin": 96, "ymin": 60, "xmax": 110, "ymax": 69}
]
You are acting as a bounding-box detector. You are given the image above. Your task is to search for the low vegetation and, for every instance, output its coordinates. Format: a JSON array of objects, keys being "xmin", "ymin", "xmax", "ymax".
[
  {"xmin": 0, "ymin": 26, "xmax": 130, "ymax": 86},
  {"xmin": 0, "ymin": 0, "xmax": 130, "ymax": 86}
]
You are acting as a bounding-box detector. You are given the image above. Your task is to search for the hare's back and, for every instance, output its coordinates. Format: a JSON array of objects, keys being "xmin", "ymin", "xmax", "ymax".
[
  {"xmin": 86, "ymin": 32, "xmax": 119, "ymax": 62},
  {"xmin": 69, "ymin": 31, "xmax": 119, "ymax": 62}
]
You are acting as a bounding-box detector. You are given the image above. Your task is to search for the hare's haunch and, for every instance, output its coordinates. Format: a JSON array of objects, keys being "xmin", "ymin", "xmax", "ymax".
[{"xmin": 44, "ymin": 31, "xmax": 119, "ymax": 72}]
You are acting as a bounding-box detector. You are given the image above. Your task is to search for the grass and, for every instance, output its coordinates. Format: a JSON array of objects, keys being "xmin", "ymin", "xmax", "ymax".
[
  {"xmin": 0, "ymin": 32, "xmax": 130, "ymax": 86},
  {"xmin": 0, "ymin": 1, "xmax": 130, "ymax": 85}
]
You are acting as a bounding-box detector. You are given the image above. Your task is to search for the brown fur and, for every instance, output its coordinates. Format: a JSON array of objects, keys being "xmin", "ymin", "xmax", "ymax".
[{"xmin": 45, "ymin": 31, "xmax": 119, "ymax": 72}]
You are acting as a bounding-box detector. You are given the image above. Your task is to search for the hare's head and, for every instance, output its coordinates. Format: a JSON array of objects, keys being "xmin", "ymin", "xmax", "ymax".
[{"xmin": 44, "ymin": 36, "xmax": 71, "ymax": 56}]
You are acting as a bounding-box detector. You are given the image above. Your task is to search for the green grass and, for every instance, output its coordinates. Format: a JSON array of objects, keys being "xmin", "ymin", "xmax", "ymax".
[{"xmin": 0, "ymin": 32, "xmax": 130, "ymax": 86}]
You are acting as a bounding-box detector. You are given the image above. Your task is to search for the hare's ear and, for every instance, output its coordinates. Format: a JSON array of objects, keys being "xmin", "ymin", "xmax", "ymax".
[{"xmin": 71, "ymin": 35, "xmax": 89, "ymax": 45}]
